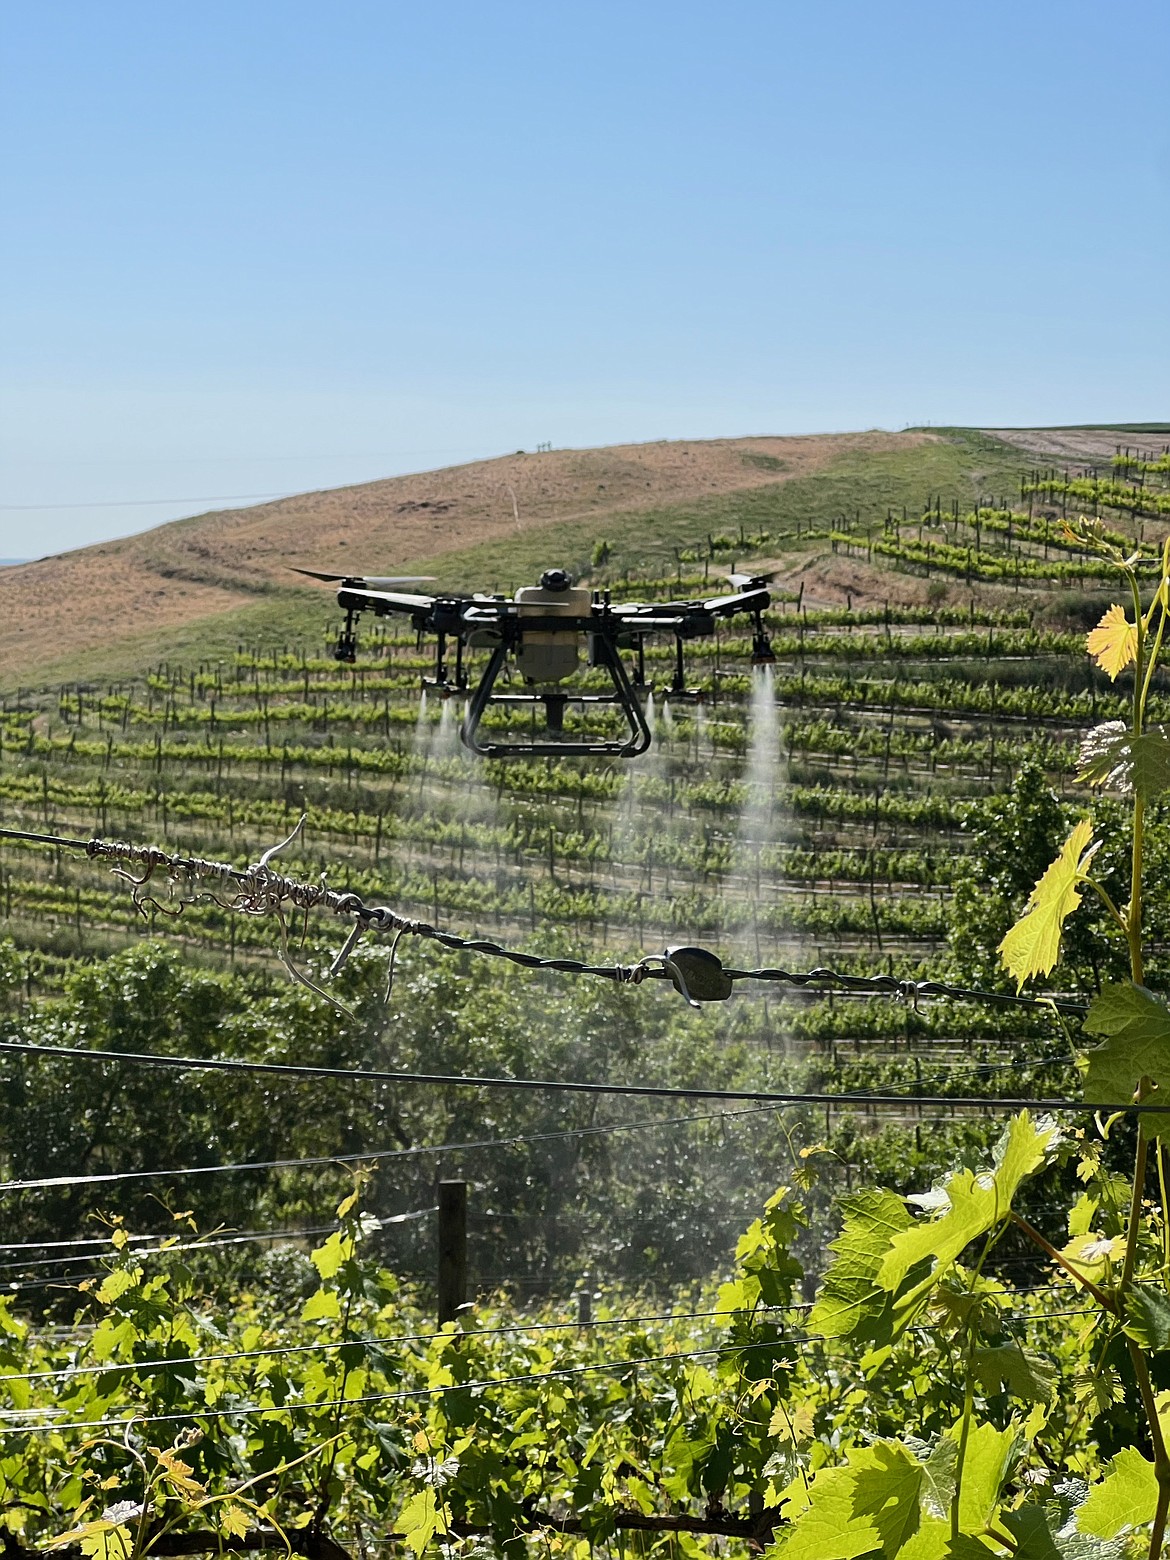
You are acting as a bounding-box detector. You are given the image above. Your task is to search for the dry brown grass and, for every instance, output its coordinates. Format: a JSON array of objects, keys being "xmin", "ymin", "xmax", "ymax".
[{"xmin": 0, "ymin": 431, "xmax": 926, "ymax": 679}]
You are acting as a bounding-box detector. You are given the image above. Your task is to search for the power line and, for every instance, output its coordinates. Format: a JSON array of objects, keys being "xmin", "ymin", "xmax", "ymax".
[
  {"xmin": 0, "ymin": 1220, "xmax": 407, "ymax": 1272},
  {"xmin": 0, "ymin": 1224, "xmax": 336, "ymax": 1256}
]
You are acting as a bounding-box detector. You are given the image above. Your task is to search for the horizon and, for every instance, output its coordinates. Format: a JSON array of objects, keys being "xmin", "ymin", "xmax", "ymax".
[{"xmin": 4, "ymin": 418, "xmax": 1170, "ymax": 564}]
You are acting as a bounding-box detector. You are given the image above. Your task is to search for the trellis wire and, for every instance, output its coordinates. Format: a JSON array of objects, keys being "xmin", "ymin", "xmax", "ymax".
[
  {"xmin": 0, "ymin": 825, "xmax": 1088, "ymax": 1014},
  {"xmin": 0, "ymin": 1035, "xmax": 1156, "ymax": 1118},
  {"xmin": 0, "ymin": 1287, "xmax": 1091, "ymax": 1392},
  {"xmin": 0, "ymin": 1104, "xmax": 789, "ymax": 1193},
  {"xmin": 0, "ymin": 1311, "xmax": 1101, "ymax": 1437}
]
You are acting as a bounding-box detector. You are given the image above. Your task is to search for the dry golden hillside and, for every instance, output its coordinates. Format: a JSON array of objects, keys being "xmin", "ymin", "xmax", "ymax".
[{"xmin": 0, "ymin": 431, "xmax": 926, "ymax": 681}]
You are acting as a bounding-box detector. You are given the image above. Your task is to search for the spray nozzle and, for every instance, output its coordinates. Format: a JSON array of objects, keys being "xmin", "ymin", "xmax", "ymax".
[{"xmin": 750, "ymin": 614, "xmax": 776, "ymax": 665}]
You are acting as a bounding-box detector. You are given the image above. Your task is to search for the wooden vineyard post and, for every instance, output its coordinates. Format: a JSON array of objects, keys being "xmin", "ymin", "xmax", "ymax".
[
  {"xmin": 438, "ymin": 1179, "xmax": 468, "ymax": 1326},
  {"xmin": 577, "ymin": 1274, "xmax": 595, "ymax": 1328}
]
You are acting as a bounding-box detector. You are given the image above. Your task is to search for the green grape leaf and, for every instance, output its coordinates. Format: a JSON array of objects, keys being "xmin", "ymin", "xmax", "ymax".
[
  {"xmin": 972, "ymin": 1344, "xmax": 1057, "ymax": 1405},
  {"xmin": 1002, "ymin": 1504, "xmax": 1125, "ymax": 1560},
  {"xmin": 809, "ymin": 1190, "xmax": 912, "ymax": 1341},
  {"xmin": 1067, "ymin": 1191, "xmax": 1098, "ymax": 1237},
  {"xmin": 397, "ymin": 1488, "xmax": 441, "ymax": 1555},
  {"xmin": 993, "ymin": 1109, "xmax": 1063, "ymax": 1197},
  {"xmin": 47, "ymin": 1521, "xmax": 135, "ymax": 1560},
  {"xmin": 1001, "ymin": 1507, "xmax": 1061, "ymax": 1560},
  {"xmin": 301, "ymin": 1289, "xmax": 341, "ymax": 1323},
  {"xmin": 953, "ymin": 1422, "xmax": 1019, "ymax": 1532},
  {"xmin": 1057, "ymin": 1536, "xmax": 1129, "ymax": 1560},
  {"xmin": 0, "ymin": 1299, "xmax": 27, "ymax": 1341},
  {"xmin": 877, "ymin": 1115, "xmax": 1059, "ymax": 1334},
  {"xmin": 310, "ymin": 1231, "xmax": 353, "ymax": 1280},
  {"xmin": 899, "ymin": 1521, "xmax": 996, "ymax": 1560},
  {"xmin": 776, "ymin": 1441, "xmax": 924, "ymax": 1560},
  {"xmin": 920, "ymin": 1438, "xmax": 958, "ymax": 1521},
  {"xmin": 998, "ymin": 819, "xmax": 1098, "ymax": 991},
  {"xmin": 851, "ymin": 1443, "xmax": 929, "ymax": 1556},
  {"xmin": 1077, "ymin": 1447, "xmax": 1158, "ymax": 1540},
  {"xmin": 1124, "ymin": 1284, "xmax": 1170, "ymax": 1352},
  {"xmin": 1083, "ymin": 982, "xmax": 1170, "ymax": 1125},
  {"xmin": 95, "ymin": 1269, "xmax": 141, "ymax": 1306},
  {"xmin": 1, "ymin": 1368, "xmax": 30, "ymax": 1412},
  {"xmin": 1077, "ymin": 722, "xmax": 1170, "ymax": 799},
  {"xmin": 893, "ymin": 1514, "xmax": 951, "ymax": 1560}
]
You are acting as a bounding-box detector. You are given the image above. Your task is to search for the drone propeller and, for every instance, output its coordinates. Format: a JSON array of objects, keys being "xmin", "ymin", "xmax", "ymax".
[
  {"xmin": 726, "ymin": 569, "xmax": 776, "ymax": 589},
  {"xmin": 292, "ymin": 567, "xmax": 437, "ymax": 586}
]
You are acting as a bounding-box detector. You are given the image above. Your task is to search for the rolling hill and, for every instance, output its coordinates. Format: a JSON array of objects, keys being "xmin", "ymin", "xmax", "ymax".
[{"xmin": 0, "ymin": 423, "xmax": 1161, "ymax": 687}]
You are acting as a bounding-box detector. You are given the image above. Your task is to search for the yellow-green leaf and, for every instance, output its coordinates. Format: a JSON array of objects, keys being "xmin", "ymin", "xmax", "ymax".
[
  {"xmin": 154, "ymin": 1449, "xmax": 204, "ymax": 1499},
  {"xmin": 48, "ymin": 1520, "xmax": 135, "ymax": 1560},
  {"xmin": 1077, "ymin": 1447, "xmax": 1158, "ymax": 1539},
  {"xmin": 775, "ymin": 1441, "xmax": 924, "ymax": 1560},
  {"xmin": 949, "ymin": 1422, "xmax": 1018, "ymax": 1531},
  {"xmin": 95, "ymin": 1269, "xmax": 142, "ymax": 1306},
  {"xmin": 1086, "ymin": 603, "xmax": 1138, "ymax": 680},
  {"xmin": 310, "ymin": 1231, "xmax": 353, "ymax": 1279},
  {"xmin": 997, "ymin": 818, "xmax": 1097, "ymax": 991},
  {"xmin": 0, "ymin": 1299, "xmax": 28, "ymax": 1341},
  {"xmin": 218, "ymin": 1504, "xmax": 251, "ymax": 1540},
  {"xmin": 877, "ymin": 1114, "xmax": 1059, "ymax": 1335},
  {"xmin": 809, "ymin": 1190, "xmax": 913, "ymax": 1341},
  {"xmin": 397, "ymin": 1488, "xmax": 440, "ymax": 1556},
  {"xmin": 301, "ymin": 1289, "xmax": 341, "ymax": 1323}
]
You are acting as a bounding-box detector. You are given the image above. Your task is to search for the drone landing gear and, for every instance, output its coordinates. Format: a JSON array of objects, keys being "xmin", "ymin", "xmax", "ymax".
[
  {"xmin": 333, "ymin": 607, "xmax": 360, "ymax": 664},
  {"xmin": 461, "ymin": 637, "xmax": 651, "ymax": 758},
  {"xmin": 664, "ymin": 633, "xmax": 705, "ymax": 701}
]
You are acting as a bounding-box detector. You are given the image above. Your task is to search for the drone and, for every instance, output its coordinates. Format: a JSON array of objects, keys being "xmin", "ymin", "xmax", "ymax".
[{"xmin": 295, "ymin": 566, "xmax": 775, "ymax": 758}]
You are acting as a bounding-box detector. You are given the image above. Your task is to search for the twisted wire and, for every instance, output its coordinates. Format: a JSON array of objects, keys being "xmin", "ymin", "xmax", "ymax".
[{"xmin": 0, "ymin": 826, "xmax": 1088, "ymax": 1014}]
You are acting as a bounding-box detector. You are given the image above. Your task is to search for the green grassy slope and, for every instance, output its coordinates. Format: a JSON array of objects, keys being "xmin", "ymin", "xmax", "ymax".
[{"xmin": 405, "ymin": 430, "xmax": 1029, "ymax": 592}]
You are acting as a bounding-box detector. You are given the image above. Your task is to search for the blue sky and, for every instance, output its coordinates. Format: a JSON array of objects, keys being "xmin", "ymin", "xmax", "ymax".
[{"xmin": 2, "ymin": 0, "xmax": 1167, "ymax": 554}]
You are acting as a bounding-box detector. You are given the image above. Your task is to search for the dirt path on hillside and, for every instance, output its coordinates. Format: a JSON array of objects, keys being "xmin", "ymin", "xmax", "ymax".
[{"xmin": 984, "ymin": 427, "xmax": 1167, "ymax": 464}]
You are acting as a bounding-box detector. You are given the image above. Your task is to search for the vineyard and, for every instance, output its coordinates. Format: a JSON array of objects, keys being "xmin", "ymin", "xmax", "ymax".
[{"xmin": 4, "ymin": 428, "xmax": 1170, "ymax": 1555}]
